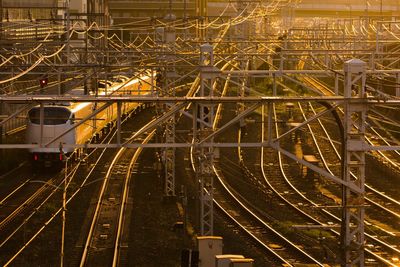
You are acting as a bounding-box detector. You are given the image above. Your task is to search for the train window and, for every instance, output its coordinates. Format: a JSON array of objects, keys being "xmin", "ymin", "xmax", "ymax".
[{"xmin": 28, "ymin": 107, "xmax": 71, "ymax": 125}]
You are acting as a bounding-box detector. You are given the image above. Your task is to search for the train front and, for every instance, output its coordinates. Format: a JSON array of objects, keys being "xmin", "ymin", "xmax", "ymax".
[{"xmin": 26, "ymin": 105, "xmax": 76, "ymax": 167}]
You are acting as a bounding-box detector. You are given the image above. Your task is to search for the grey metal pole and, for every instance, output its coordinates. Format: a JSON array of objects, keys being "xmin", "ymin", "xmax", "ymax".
[
  {"xmin": 60, "ymin": 151, "xmax": 68, "ymax": 267},
  {"xmin": 0, "ymin": 0, "xmax": 3, "ymax": 40}
]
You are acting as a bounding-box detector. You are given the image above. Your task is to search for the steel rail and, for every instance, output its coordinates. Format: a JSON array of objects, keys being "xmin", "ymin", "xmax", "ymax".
[
  {"xmin": 270, "ymin": 101, "xmax": 398, "ymax": 266},
  {"xmin": 306, "ymin": 102, "xmax": 400, "ymax": 220},
  {"xmin": 2, "ymin": 108, "xmax": 137, "ymax": 265},
  {"xmin": 111, "ymin": 130, "xmax": 155, "ymax": 267},
  {"xmin": 207, "ymin": 57, "xmax": 324, "ymax": 265},
  {"xmin": 294, "ymin": 72, "xmax": 400, "ymax": 262},
  {"xmin": 0, "ymin": 179, "xmax": 30, "ymax": 206},
  {"xmin": 298, "ymin": 101, "xmax": 400, "ymax": 261}
]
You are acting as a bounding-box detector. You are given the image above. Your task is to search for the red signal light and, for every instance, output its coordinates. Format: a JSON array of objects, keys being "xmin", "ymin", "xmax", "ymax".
[
  {"xmin": 34, "ymin": 154, "xmax": 38, "ymax": 161},
  {"xmin": 39, "ymin": 77, "xmax": 48, "ymax": 88}
]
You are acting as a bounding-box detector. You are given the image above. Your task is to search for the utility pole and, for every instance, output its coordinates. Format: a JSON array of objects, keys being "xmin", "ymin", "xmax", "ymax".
[
  {"xmin": 0, "ymin": 100, "xmax": 3, "ymax": 172},
  {"xmin": 183, "ymin": 0, "xmax": 187, "ymax": 21},
  {"xmin": 196, "ymin": 0, "xmax": 207, "ymax": 41},
  {"xmin": 183, "ymin": 0, "xmax": 188, "ymax": 39},
  {"xmin": 237, "ymin": 0, "xmax": 249, "ymax": 128},
  {"xmin": 163, "ymin": 16, "xmax": 177, "ymax": 198},
  {"xmin": 341, "ymin": 59, "xmax": 367, "ymax": 267},
  {"xmin": 60, "ymin": 157, "xmax": 67, "ymax": 267},
  {"xmin": 0, "ymin": 0, "xmax": 3, "ymax": 40},
  {"xmin": 196, "ymin": 44, "xmax": 219, "ymax": 235}
]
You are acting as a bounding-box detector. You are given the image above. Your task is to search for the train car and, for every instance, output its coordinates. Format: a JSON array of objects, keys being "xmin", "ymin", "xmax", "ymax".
[{"xmin": 26, "ymin": 72, "xmax": 154, "ymax": 167}]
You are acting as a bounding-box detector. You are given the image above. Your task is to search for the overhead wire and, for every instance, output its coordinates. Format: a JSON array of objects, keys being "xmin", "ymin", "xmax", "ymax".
[
  {"xmin": 0, "ymin": 32, "xmax": 52, "ymax": 68},
  {"xmin": 0, "ymin": 29, "xmax": 76, "ymax": 84},
  {"xmin": 0, "ymin": 0, "xmax": 297, "ymax": 87},
  {"xmin": 0, "ymin": 21, "xmax": 100, "ymax": 70}
]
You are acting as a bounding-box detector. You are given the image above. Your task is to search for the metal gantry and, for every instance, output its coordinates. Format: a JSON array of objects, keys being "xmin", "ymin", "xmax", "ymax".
[
  {"xmin": 163, "ymin": 26, "xmax": 177, "ymax": 197},
  {"xmin": 196, "ymin": 0, "xmax": 208, "ymax": 41},
  {"xmin": 2, "ymin": 5, "xmax": 400, "ymax": 265},
  {"xmin": 236, "ymin": 0, "xmax": 249, "ymax": 128},
  {"xmin": 196, "ymin": 43, "xmax": 219, "ymax": 235},
  {"xmin": 341, "ymin": 59, "xmax": 367, "ymax": 267}
]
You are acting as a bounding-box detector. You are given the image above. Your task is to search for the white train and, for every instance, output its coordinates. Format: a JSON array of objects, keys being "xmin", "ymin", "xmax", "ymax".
[{"xmin": 26, "ymin": 72, "xmax": 154, "ymax": 166}]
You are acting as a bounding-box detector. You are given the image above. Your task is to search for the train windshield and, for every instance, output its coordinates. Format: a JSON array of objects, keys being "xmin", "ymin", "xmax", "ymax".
[{"xmin": 28, "ymin": 107, "xmax": 71, "ymax": 125}]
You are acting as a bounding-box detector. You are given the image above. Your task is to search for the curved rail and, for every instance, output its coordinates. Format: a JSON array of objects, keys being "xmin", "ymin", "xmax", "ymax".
[
  {"xmin": 191, "ymin": 58, "xmax": 325, "ymax": 265},
  {"xmin": 112, "ymin": 132, "xmax": 154, "ymax": 266},
  {"xmin": 79, "ymin": 118, "xmax": 156, "ymax": 266},
  {"xmin": 268, "ymin": 76, "xmax": 400, "ymax": 264},
  {"xmin": 2, "ymin": 105, "xmax": 143, "ymax": 266},
  {"xmin": 270, "ymin": 101, "xmax": 399, "ymax": 266}
]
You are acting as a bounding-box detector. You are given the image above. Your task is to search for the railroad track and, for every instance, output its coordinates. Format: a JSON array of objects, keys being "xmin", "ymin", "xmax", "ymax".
[
  {"xmin": 213, "ymin": 164, "xmax": 325, "ymax": 266},
  {"xmin": 77, "ymin": 33, "xmax": 236, "ymax": 264},
  {"xmin": 0, "ymin": 176, "xmax": 57, "ymax": 232},
  {"xmin": 79, "ymin": 127, "xmax": 155, "ymax": 267},
  {"xmin": 190, "ymin": 125, "xmax": 325, "ymax": 265},
  {"xmin": 197, "ymin": 119, "xmax": 325, "ymax": 265},
  {"xmin": 233, "ymin": 83, "xmax": 400, "ymax": 266},
  {"xmin": 303, "ymin": 71, "xmax": 400, "ymax": 172},
  {"xmin": 272, "ymin": 69, "xmax": 400, "ymax": 264},
  {"xmin": 300, "ymin": 76, "xmax": 400, "ymax": 219},
  {"xmin": 0, "ymin": 104, "xmax": 150, "ymax": 266},
  {"xmin": 0, "ymin": 161, "xmax": 27, "ymax": 181},
  {"xmin": 0, "ymin": 163, "xmax": 80, "ymax": 245},
  {"xmin": 294, "ymin": 100, "xmax": 400, "ymax": 263},
  {"xmin": 296, "ymin": 64, "xmax": 400, "ymax": 200},
  {"xmin": 188, "ymin": 55, "xmax": 326, "ymax": 265},
  {"xmin": 305, "ymin": 101, "xmax": 400, "ymax": 220},
  {"xmin": 239, "ymin": 106, "xmax": 341, "ymax": 264},
  {"xmin": 238, "ymin": 44, "xmax": 398, "ymax": 266}
]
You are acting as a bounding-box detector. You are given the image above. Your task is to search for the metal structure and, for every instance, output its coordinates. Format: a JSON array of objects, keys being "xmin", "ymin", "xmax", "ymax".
[
  {"xmin": 2, "ymin": 2, "xmax": 400, "ymax": 265},
  {"xmin": 236, "ymin": 0, "xmax": 248, "ymax": 128},
  {"xmin": 196, "ymin": 0, "xmax": 207, "ymax": 40},
  {"xmin": 163, "ymin": 26, "xmax": 178, "ymax": 197},
  {"xmin": 341, "ymin": 59, "xmax": 367, "ymax": 266},
  {"xmin": 196, "ymin": 43, "xmax": 219, "ymax": 235}
]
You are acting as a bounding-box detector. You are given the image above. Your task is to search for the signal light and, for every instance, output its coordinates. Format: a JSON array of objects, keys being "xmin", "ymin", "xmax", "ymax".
[
  {"xmin": 59, "ymin": 153, "xmax": 63, "ymax": 161},
  {"xmin": 39, "ymin": 77, "xmax": 48, "ymax": 88},
  {"xmin": 34, "ymin": 154, "xmax": 38, "ymax": 161}
]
